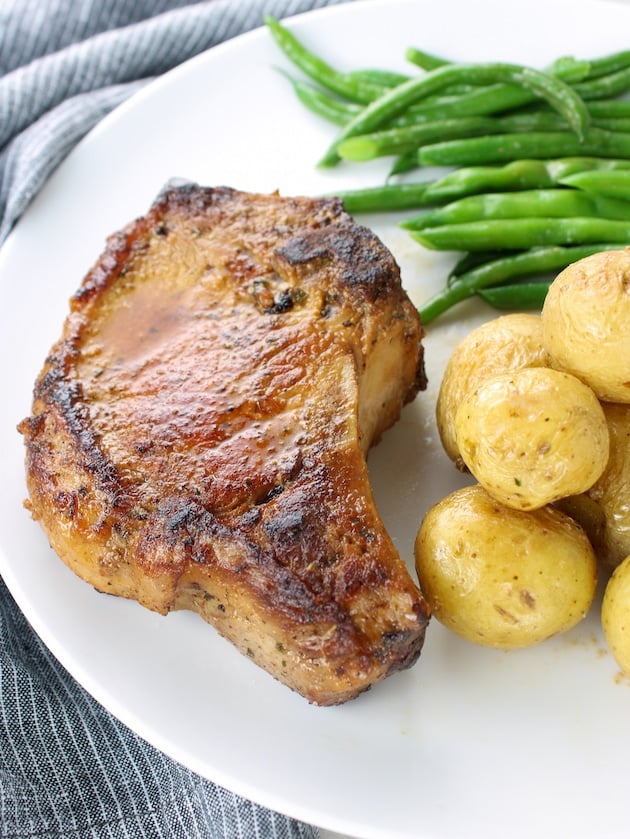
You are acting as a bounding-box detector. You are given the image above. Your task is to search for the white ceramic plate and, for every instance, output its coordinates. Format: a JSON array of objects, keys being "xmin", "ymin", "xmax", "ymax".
[{"xmin": 2, "ymin": 1, "xmax": 630, "ymax": 837}]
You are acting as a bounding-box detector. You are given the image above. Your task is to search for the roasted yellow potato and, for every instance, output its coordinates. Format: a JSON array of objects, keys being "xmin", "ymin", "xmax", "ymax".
[
  {"xmin": 554, "ymin": 493, "xmax": 606, "ymax": 557},
  {"xmin": 601, "ymin": 555, "xmax": 630, "ymax": 677},
  {"xmin": 414, "ymin": 484, "xmax": 598, "ymax": 650},
  {"xmin": 541, "ymin": 248, "xmax": 630, "ymax": 403},
  {"xmin": 436, "ymin": 313, "xmax": 549, "ymax": 467},
  {"xmin": 586, "ymin": 402, "xmax": 630, "ymax": 569},
  {"xmin": 455, "ymin": 367, "xmax": 610, "ymax": 511}
]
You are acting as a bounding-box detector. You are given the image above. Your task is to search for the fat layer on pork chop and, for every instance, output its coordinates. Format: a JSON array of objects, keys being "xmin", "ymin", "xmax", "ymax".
[{"xmin": 19, "ymin": 183, "xmax": 429, "ymax": 705}]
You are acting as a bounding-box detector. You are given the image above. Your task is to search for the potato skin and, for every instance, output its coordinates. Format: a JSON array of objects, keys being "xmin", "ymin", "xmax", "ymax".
[
  {"xmin": 454, "ymin": 367, "xmax": 610, "ymax": 511},
  {"xmin": 554, "ymin": 493, "xmax": 606, "ymax": 557},
  {"xmin": 541, "ymin": 248, "xmax": 630, "ymax": 403},
  {"xmin": 586, "ymin": 402, "xmax": 630, "ymax": 569},
  {"xmin": 436, "ymin": 313, "xmax": 549, "ymax": 468},
  {"xmin": 602, "ymin": 555, "xmax": 630, "ymax": 676},
  {"xmin": 414, "ymin": 485, "xmax": 598, "ymax": 650}
]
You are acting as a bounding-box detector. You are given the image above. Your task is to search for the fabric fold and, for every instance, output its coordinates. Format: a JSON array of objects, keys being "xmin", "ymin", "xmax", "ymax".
[{"xmin": 0, "ymin": 0, "xmax": 351, "ymax": 246}]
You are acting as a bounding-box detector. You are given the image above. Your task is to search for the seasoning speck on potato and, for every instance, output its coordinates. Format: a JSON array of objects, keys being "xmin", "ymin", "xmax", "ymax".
[
  {"xmin": 454, "ymin": 367, "xmax": 610, "ymax": 511},
  {"xmin": 414, "ymin": 484, "xmax": 598, "ymax": 650}
]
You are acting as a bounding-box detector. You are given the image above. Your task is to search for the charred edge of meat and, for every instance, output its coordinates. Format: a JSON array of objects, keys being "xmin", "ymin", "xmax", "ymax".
[{"xmin": 276, "ymin": 223, "xmax": 403, "ymax": 303}]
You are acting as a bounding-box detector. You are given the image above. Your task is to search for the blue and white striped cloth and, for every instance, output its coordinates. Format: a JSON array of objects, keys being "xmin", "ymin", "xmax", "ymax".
[
  {"xmin": 0, "ymin": 2, "xmax": 352, "ymax": 836},
  {"xmin": 0, "ymin": 0, "xmax": 352, "ymax": 245}
]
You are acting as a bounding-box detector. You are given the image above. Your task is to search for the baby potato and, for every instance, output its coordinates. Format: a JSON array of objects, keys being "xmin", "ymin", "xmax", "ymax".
[
  {"xmin": 587, "ymin": 402, "xmax": 630, "ymax": 570},
  {"xmin": 541, "ymin": 248, "xmax": 630, "ymax": 403},
  {"xmin": 436, "ymin": 313, "xmax": 549, "ymax": 467},
  {"xmin": 601, "ymin": 555, "xmax": 630, "ymax": 677},
  {"xmin": 455, "ymin": 367, "xmax": 610, "ymax": 511},
  {"xmin": 414, "ymin": 484, "xmax": 598, "ymax": 650},
  {"xmin": 554, "ymin": 493, "xmax": 606, "ymax": 557}
]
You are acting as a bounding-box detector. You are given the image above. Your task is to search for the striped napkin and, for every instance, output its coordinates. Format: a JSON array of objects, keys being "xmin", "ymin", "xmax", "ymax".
[
  {"xmin": 0, "ymin": 0, "xmax": 351, "ymax": 245},
  {"xmin": 0, "ymin": 2, "xmax": 351, "ymax": 837}
]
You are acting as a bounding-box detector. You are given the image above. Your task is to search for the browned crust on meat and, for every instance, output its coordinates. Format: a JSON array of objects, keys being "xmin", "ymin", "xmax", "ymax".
[{"xmin": 19, "ymin": 183, "xmax": 429, "ymax": 705}]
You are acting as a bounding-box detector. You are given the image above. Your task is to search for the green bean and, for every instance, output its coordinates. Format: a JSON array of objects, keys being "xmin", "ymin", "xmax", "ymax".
[
  {"xmin": 423, "ymin": 156, "xmax": 630, "ymax": 201},
  {"xmin": 338, "ymin": 117, "xmax": 501, "ymax": 161},
  {"xmin": 279, "ymin": 75, "xmax": 630, "ymax": 153},
  {"xmin": 388, "ymin": 85, "xmax": 532, "ymax": 122},
  {"xmin": 483, "ymin": 97, "xmax": 630, "ymax": 122},
  {"xmin": 338, "ymin": 118, "xmax": 483, "ymax": 161},
  {"xmin": 587, "ymin": 99, "xmax": 630, "ymax": 118},
  {"xmin": 447, "ymin": 250, "xmax": 510, "ymax": 285},
  {"xmin": 276, "ymin": 66, "xmax": 510, "ymax": 134},
  {"xmin": 423, "ymin": 96, "xmax": 628, "ymax": 127},
  {"xmin": 418, "ymin": 243, "xmax": 626, "ymax": 323},
  {"xmin": 327, "ymin": 180, "xmax": 431, "ymax": 213},
  {"xmin": 549, "ymin": 55, "xmax": 594, "ymax": 82},
  {"xmin": 425, "ymin": 162, "xmax": 554, "ymax": 200},
  {"xmin": 265, "ymin": 16, "xmax": 383, "ymax": 104},
  {"xmin": 476, "ymin": 282, "xmax": 551, "ymax": 310},
  {"xmin": 269, "ymin": 20, "xmax": 524, "ymax": 126},
  {"xmin": 359, "ymin": 105, "xmax": 629, "ymax": 137},
  {"xmin": 337, "ymin": 111, "xmax": 607, "ymax": 162},
  {"xmin": 388, "ymin": 59, "xmax": 592, "ymax": 126},
  {"xmin": 404, "ymin": 49, "xmax": 597, "ymax": 81},
  {"xmin": 418, "ymin": 278, "xmax": 480, "ymax": 323},
  {"xmin": 405, "ymin": 47, "xmax": 451, "ymax": 71},
  {"xmin": 279, "ymin": 74, "xmax": 474, "ymax": 131},
  {"xmin": 388, "ymin": 152, "xmax": 420, "ymax": 176},
  {"xmin": 269, "ymin": 18, "xmax": 596, "ymax": 139},
  {"xmin": 335, "ymin": 166, "xmax": 551, "ymax": 215},
  {"xmin": 418, "ymin": 128, "xmax": 630, "ymax": 167},
  {"xmin": 278, "ymin": 72, "xmax": 359, "ymax": 125},
  {"xmin": 318, "ymin": 61, "xmax": 591, "ymax": 166},
  {"xmin": 331, "ymin": 157, "xmax": 630, "ymax": 214},
  {"xmin": 574, "ymin": 66, "xmax": 630, "ymax": 100},
  {"xmin": 583, "ymin": 49, "xmax": 630, "ymax": 80},
  {"xmin": 545, "ymin": 156, "xmax": 630, "ymax": 174},
  {"xmin": 593, "ymin": 117, "xmax": 630, "ymax": 132},
  {"xmin": 412, "ymin": 217, "xmax": 630, "ymax": 251},
  {"xmin": 405, "ymin": 49, "xmax": 590, "ymax": 82},
  {"xmin": 392, "ymin": 93, "xmax": 528, "ymax": 126},
  {"xmin": 346, "ymin": 68, "xmax": 410, "ymax": 88},
  {"xmin": 429, "ymin": 60, "xmax": 592, "ymax": 121},
  {"xmin": 334, "ymin": 182, "xmax": 431, "ymax": 213},
  {"xmin": 384, "ymin": 93, "xmax": 483, "ymax": 124},
  {"xmin": 403, "ymin": 188, "xmax": 630, "ymax": 230},
  {"xmin": 559, "ymin": 169, "xmax": 630, "ymax": 199},
  {"xmin": 282, "ymin": 76, "xmax": 630, "ymax": 142},
  {"xmin": 454, "ymin": 243, "xmax": 625, "ymax": 287}
]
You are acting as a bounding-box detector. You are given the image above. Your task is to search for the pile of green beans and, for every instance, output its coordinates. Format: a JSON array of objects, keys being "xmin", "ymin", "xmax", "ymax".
[{"xmin": 266, "ymin": 16, "xmax": 630, "ymax": 323}]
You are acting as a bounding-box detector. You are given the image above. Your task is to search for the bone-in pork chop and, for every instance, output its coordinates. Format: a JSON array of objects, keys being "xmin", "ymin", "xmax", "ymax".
[{"xmin": 19, "ymin": 183, "xmax": 429, "ymax": 705}]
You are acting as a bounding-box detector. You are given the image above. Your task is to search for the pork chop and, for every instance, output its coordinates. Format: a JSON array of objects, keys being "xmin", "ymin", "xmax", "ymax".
[{"xmin": 19, "ymin": 183, "xmax": 429, "ymax": 705}]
